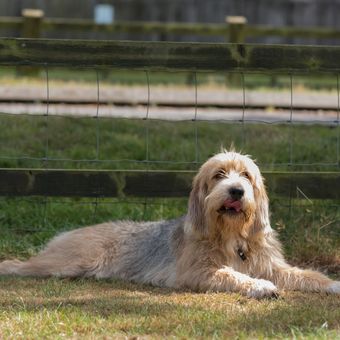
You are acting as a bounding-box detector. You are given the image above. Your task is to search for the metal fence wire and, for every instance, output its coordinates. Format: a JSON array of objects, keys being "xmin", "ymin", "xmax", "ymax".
[
  {"xmin": 0, "ymin": 38, "xmax": 340, "ymax": 236},
  {"xmin": 1, "ymin": 69, "xmax": 340, "ymax": 167}
]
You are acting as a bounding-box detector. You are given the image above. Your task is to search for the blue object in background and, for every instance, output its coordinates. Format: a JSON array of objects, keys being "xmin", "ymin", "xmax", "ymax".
[{"xmin": 94, "ymin": 4, "xmax": 114, "ymax": 24}]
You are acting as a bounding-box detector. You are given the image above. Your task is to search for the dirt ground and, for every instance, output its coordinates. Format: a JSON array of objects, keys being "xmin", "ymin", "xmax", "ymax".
[{"xmin": 0, "ymin": 81, "xmax": 338, "ymax": 123}]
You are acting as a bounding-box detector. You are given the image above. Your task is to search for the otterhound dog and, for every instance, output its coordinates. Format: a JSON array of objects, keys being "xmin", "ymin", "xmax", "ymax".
[{"xmin": 0, "ymin": 151, "xmax": 339, "ymax": 298}]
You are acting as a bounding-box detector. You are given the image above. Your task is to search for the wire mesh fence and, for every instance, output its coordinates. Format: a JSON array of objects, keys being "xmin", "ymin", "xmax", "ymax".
[
  {"xmin": 2, "ymin": 69, "xmax": 340, "ymax": 169},
  {"xmin": 0, "ymin": 39, "xmax": 339, "ymax": 254}
]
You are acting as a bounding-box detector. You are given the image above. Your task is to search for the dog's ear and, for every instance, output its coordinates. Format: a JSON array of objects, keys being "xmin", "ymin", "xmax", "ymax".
[
  {"xmin": 185, "ymin": 174, "xmax": 208, "ymax": 236},
  {"xmin": 253, "ymin": 174, "xmax": 272, "ymax": 234}
]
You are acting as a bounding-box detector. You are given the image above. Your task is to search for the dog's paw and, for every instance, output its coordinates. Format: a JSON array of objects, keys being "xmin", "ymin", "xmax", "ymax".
[
  {"xmin": 245, "ymin": 279, "xmax": 279, "ymax": 299},
  {"xmin": 326, "ymin": 281, "xmax": 340, "ymax": 294}
]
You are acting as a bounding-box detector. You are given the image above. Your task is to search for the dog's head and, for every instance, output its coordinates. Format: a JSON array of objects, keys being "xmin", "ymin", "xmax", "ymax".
[{"xmin": 186, "ymin": 151, "xmax": 270, "ymax": 239}]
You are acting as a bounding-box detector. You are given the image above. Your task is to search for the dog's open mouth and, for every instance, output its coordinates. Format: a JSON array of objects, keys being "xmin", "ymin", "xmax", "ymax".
[{"xmin": 217, "ymin": 199, "xmax": 242, "ymax": 214}]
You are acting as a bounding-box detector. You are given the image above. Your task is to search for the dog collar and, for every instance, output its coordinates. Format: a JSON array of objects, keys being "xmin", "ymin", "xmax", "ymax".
[{"xmin": 237, "ymin": 248, "xmax": 247, "ymax": 261}]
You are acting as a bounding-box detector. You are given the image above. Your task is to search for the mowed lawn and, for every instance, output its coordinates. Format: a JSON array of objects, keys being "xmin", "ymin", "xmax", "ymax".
[
  {"xmin": 0, "ymin": 114, "xmax": 339, "ymax": 338},
  {"xmin": 0, "ymin": 277, "xmax": 339, "ymax": 339}
]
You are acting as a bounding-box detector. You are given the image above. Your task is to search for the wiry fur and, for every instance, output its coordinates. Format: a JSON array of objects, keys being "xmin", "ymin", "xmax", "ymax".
[{"xmin": 0, "ymin": 151, "xmax": 339, "ymax": 298}]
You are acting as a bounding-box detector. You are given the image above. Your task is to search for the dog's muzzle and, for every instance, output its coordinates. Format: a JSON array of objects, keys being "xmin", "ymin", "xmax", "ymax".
[
  {"xmin": 217, "ymin": 198, "xmax": 243, "ymax": 215},
  {"xmin": 217, "ymin": 185, "xmax": 245, "ymax": 215}
]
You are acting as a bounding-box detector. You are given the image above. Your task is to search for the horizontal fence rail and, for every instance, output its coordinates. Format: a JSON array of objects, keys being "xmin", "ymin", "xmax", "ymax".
[
  {"xmin": 0, "ymin": 38, "xmax": 340, "ymax": 200},
  {"xmin": 2, "ymin": 38, "xmax": 340, "ymax": 73},
  {"xmin": 2, "ymin": 14, "xmax": 340, "ymax": 42},
  {"xmin": 0, "ymin": 169, "xmax": 339, "ymax": 199}
]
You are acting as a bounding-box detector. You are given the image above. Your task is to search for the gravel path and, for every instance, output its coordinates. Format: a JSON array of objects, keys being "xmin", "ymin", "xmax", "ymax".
[
  {"xmin": 0, "ymin": 82, "xmax": 338, "ymax": 123},
  {"xmin": 0, "ymin": 103, "xmax": 337, "ymax": 124}
]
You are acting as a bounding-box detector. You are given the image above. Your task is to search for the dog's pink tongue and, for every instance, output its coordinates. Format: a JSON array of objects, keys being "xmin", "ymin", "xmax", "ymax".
[{"xmin": 224, "ymin": 199, "xmax": 242, "ymax": 212}]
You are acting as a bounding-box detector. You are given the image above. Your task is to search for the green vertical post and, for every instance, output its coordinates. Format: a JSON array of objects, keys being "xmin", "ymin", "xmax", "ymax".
[
  {"xmin": 226, "ymin": 16, "xmax": 247, "ymax": 44},
  {"xmin": 226, "ymin": 16, "xmax": 247, "ymax": 87},
  {"xmin": 19, "ymin": 9, "xmax": 44, "ymax": 76}
]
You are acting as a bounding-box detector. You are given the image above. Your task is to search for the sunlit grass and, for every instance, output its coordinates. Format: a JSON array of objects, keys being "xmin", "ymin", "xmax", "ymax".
[
  {"xmin": 0, "ymin": 107, "xmax": 339, "ymax": 338},
  {"xmin": 0, "ymin": 115, "xmax": 338, "ymax": 171},
  {"xmin": 0, "ymin": 277, "xmax": 339, "ymax": 339}
]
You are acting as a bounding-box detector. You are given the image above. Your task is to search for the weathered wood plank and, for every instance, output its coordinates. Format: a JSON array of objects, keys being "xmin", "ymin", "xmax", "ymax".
[
  {"xmin": 42, "ymin": 19, "xmax": 229, "ymax": 36},
  {"xmin": 3, "ymin": 17, "xmax": 340, "ymax": 40},
  {"xmin": 264, "ymin": 172, "xmax": 340, "ymax": 200},
  {"xmin": 1, "ymin": 38, "xmax": 340, "ymax": 73},
  {"xmin": 0, "ymin": 169, "xmax": 119, "ymax": 197},
  {"xmin": 2, "ymin": 17, "xmax": 340, "ymax": 41},
  {"xmin": 247, "ymin": 25, "xmax": 340, "ymax": 40},
  {"xmin": 41, "ymin": 20, "xmax": 340, "ymax": 40},
  {"xmin": 0, "ymin": 169, "xmax": 339, "ymax": 199},
  {"xmin": 0, "ymin": 17, "xmax": 22, "ymax": 30}
]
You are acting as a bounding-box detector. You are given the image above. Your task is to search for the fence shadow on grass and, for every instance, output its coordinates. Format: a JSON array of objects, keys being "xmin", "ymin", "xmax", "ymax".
[{"xmin": 0, "ymin": 276, "xmax": 339, "ymax": 337}]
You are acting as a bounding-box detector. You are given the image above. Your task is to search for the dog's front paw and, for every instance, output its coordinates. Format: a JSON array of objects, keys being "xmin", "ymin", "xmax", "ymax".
[
  {"xmin": 326, "ymin": 281, "xmax": 340, "ymax": 294},
  {"xmin": 245, "ymin": 279, "xmax": 279, "ymax": 299}
]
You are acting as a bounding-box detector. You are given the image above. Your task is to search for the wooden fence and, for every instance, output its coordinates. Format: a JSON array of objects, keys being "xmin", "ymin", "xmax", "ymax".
[
  {"xmin": 0, "ymin": 38, "xmax": 340, "ymax": 199},
  {"xmin": 1, "ymin": 38, "xmax": 340, "ymax": 73},
  {"xmin": 0, "ymin": 169, "xmax": 339, "ymax": 200},
  {"xmin": 2, "ymin": 10, "xmax": 340, "ymax": 43}
]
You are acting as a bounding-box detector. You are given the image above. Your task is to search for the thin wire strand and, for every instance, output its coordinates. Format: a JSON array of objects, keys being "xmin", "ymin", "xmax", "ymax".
[
  {"xmin": 95, "ymin": 69, "xmax": 100, "ymax": 161},
  {"xmin": 144, "ymin": 70, "xmax": 150, "ymax": 162},
  {"xmin": 289, "ymin": 73, "xmax": 294, "ymax": 166},
  {"xmin": 44, "ymin": 65, "xmax": 50, "ymax": 162},
  {"xmin": 193, "ymin": 72, "xmax": 199, "ymax": 164},
  {"xmin": 241, "ymin": 72, "xmax": 246, "ymax": 149},
  {"xmin": 288, "ymin": 73, "xmax": 294, "ymax": 219},
  {"xmin": 337, "ymin": 74, "xmax": 340, "ymax": 168},
  {"xmin": 0, "ymin": 110, "xmax": 336, "ymax": 125},
  {"xmin": 93, "ymin": 69, "xmax": 101, "ymax": 221},
  {"xmin": 43, "ymin": 65, "xmax": 50, "ymax": 228},
  {"xmin": 1, "ymin": 154, "xmax": 340, "ymax": 168},
  {"xmin": 143, "ymin": 70, "xmax": 151, "ymax": 219}
]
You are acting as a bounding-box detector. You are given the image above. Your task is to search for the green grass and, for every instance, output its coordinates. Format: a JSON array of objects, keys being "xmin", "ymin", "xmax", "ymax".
[
  {"xmin": 0, "ymin": 114, "xmax": 339, "ymax": 263},
  {"xmin": 0, "ymin": 114, "xmax": 339, "ymax": 171},
  {"xmin": 0, "ymin": 277, "xmax": 339, "ymax": 339},
  {"xmin": 1, "ymin": 66, "xmax": 339, "ymax": 90},
  {"xmin": 0, "ymin": 113, "xmax": 339, "ymax": 338}
]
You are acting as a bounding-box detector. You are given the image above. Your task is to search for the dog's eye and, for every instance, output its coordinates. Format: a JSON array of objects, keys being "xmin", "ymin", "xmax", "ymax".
[
  {"xmin": 213, "ymin": 171, "xmax": 226, "ymax": 180},
  {"xmin": 242, "ymin": 171, "xmax": 251, "ymax": 180}
]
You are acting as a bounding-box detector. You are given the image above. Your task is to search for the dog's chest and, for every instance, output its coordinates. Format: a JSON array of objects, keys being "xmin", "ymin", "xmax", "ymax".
[
  {"xmin": 223, "ymin": 237, "xmax": 256, "ymax": 270},
  {"xmin": 223, "ymin": 232, "xmax": 268, "ymax": 274}
]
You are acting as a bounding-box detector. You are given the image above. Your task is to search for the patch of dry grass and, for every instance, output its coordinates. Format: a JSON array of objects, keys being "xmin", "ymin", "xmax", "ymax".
[{"xmin": 0, "ymin": 277, "xmax": 339, "ymax": 339}]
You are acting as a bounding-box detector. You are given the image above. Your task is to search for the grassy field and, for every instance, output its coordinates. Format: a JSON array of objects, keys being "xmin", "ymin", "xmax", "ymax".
[
  {"xmin": 0, "ymin": 114, "xmax": 339, "ymax": 171},
  {"xmin": 1, "ymin": 66, "xmax": 340, "ymax": 90},
  {"xmin": 0, "ymin": 277, "xmax": 339, "ymax": 339},
  {"xmin": 0, "ymin": 113, "xmax": 339, "ymax": 338}
]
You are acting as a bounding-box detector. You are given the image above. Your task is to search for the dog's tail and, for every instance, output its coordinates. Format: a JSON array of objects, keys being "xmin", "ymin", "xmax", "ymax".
[
  {"xmin": 0, "ymin": 254, "xmax": 87, "ymax": 277},
  {"xmin": 0, "ymin": 229, "xmax": 102, "ymax": 278},
  {"xmin": 0, "ymin": 224, "xmax": 119, "ymax": 278},
  {"xmin": 0, "ymin": 258, "xmax": 53, "ymax": 277}
]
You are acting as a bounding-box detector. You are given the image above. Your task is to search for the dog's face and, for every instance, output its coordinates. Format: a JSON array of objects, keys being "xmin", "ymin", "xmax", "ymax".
[{"xmin": 187, "ymin": 151, "xmax": 270, "ymax": 239}]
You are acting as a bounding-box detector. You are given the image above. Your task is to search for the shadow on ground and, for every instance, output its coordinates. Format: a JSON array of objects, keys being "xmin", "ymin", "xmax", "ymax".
[{"xmin": 0, "ymin": 276, "xmax": 339, "ymax": 338}]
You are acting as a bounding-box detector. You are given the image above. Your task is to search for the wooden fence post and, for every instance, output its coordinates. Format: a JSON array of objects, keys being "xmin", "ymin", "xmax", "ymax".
[
  {"xmin": 226, "ymin": 16, "xmax": 247, "ymax": 87},
  {"xmin": 226, "ymin": 16, "xmax": 247, "ymax": 44},
  {"xmin": 19, "ymin": 9, "xmax": 44, "ymax": 76}
]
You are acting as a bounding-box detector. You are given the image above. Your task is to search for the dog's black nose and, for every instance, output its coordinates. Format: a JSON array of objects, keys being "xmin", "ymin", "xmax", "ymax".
[{"xmin": 229, "ymin": 187, "xmax": 244, "ymax": 200}]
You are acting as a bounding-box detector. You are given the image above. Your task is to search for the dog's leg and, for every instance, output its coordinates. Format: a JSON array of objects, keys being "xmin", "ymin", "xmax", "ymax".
[
  {"xmin": 268, "ymin": 262, "xmax": 340, "ymax": 294},
  {"xmin": 209, "ymin": 266, "xmax": 279, "ymax": 298},
  {"xmin": 253, "ymin": 239, "xmax": 339, "ymax": 293},
  {"xmin": 252, "ymin": 234, "xmax": 340, "ymax": 294},
  {"xmin": 177, "ymin": 262, "xmax": 279, "ymax": 298}
]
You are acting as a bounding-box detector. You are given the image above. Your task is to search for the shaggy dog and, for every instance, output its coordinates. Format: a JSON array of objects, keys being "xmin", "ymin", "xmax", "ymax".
[{"xmin": 0, "ymin": 151, "xmax": 339, "ymax": 298}]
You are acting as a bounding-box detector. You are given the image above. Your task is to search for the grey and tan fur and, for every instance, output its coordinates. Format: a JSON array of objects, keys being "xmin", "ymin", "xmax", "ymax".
[{"xmin": 0, "ymin": 151, "xmax": 339, "ymax": 298}]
